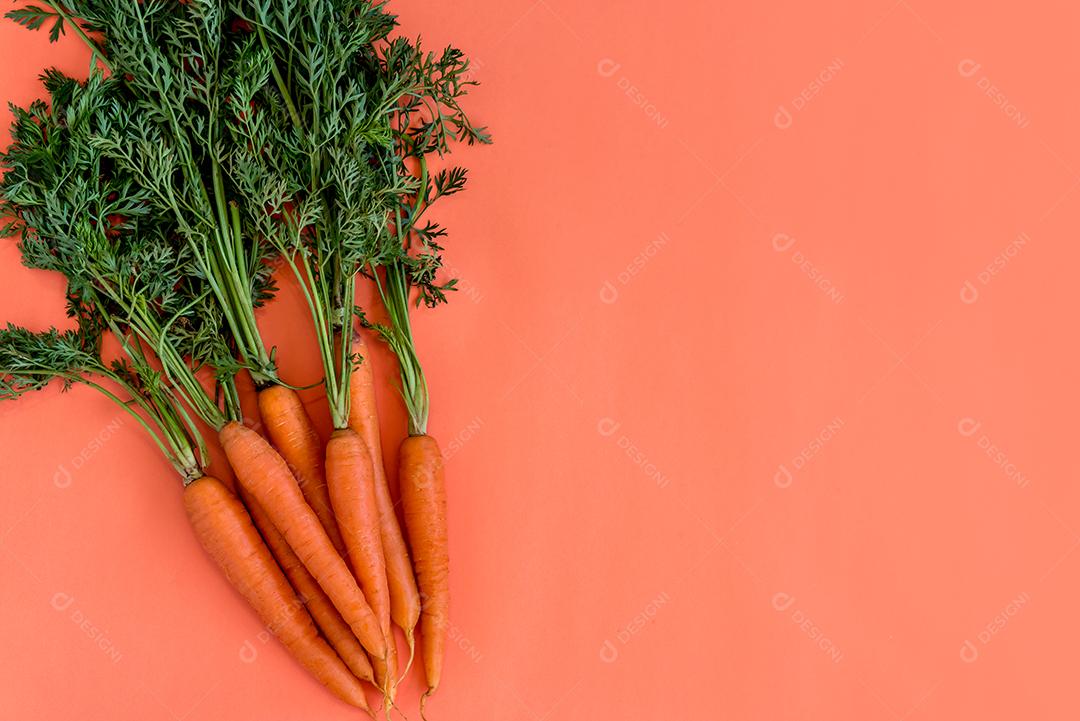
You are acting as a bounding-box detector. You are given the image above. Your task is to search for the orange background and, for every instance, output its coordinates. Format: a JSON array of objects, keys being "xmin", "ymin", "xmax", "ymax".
[{"xmin": 3, "ymin": 0, "xmax": 1080, "ymax": 718}]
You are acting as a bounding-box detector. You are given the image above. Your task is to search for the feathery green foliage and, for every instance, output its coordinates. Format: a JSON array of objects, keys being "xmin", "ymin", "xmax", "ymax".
[
  {"xmin": 372, "ymin": 38, "xmax": 490, "ymax": 435},
  {"xmin": 4, "ymin": 0, "xmax": 490, "ymax": 440},
  {"xmin": 0, "ymin": 318, "xmax": 203, "ymax": 480},
  {"xmin": 238, "ymin": 0, "xmax": 491, "ymax": 435},
  {"xmin": 0, "ymin": 69, "xmax": 240, "ymax": 434},
  {"xmin": 227, "ymin": 0, "xmax": 414, "ymax": 427}
]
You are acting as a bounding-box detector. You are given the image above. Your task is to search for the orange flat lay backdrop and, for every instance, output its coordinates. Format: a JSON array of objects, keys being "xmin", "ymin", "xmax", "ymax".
[{"xmin": 3, "ymin": 0, "xmax": 1080, "ymax": 718}]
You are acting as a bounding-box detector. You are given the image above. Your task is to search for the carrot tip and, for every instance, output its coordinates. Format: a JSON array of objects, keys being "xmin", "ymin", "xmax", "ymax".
[
  {"xmin": 398, "ymin": 629, "xmax": 416, "ymax": 684},
  {"xmin": 419, "ymin": 688, "xmax": 436, "ymax": 721},
  {"xmin": 384, "ymin": 694, "xmax": 402, "ymax": 721}
]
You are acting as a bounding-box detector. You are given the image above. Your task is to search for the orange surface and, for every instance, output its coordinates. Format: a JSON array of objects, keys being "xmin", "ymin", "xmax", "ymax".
[{"xmin": 3, "ymin": 1, "xmax": 1080, "ymax": 719}]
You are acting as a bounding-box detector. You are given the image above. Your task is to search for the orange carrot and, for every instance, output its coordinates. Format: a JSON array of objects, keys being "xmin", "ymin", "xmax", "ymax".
[
  {"xmin": 348, "ymin": 332, "xmax": 421, "ymax": 657},
  {"xmin": 183, "ymin": 475, "xmax": 369, "ymax": 710},
  {"xmin": 398, "ymin": 434, "xmax": 448, "ymax": 709},
  {"xmin": 241, "ymin": 486, "xmax": 376, "ymax": 686},
  {"xmin": 234, "ymin": 381, "xmax": 375, "ymax": 684},
  {"xmin": 258, "ymin": 385, "xmax": 347, "ymax": 555},
  {"xmin": 326, "ymin": 427, "xmax": 397, "ymax": 698},
  {"xmin": 220, "ymin": 421, "xmax": 386, "ymax": 661},
  {"xmin": 213, "ymin": 444, "xmax": 375, "ymax": 684}
]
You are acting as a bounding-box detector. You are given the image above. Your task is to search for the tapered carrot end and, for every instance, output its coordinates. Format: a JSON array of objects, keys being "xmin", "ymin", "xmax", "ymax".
[
  {"xmin": 351, "ymin": 689, "xmax": 375, "ymax": 719},
  {"xmin": 381, "ymin": 693, "xmax": 394, "ymax": 721},
  {"xmin": 399, "ymin": 629, "xmax": 416, "ymax": 683},
  {"xmin": 419, "ymin": 688, "xmax": 436, "ymax": 721}
]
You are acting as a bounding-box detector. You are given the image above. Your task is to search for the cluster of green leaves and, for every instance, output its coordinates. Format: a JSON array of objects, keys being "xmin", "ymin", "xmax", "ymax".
[
  {"xmin": 237, "ymin": 0, "xmax": 491, "ymax": 434},
  {"xmin": 63, "ymin": 0, "xmax": 285, "ymax": 385},
  {"xmin": 221, "ymin": 1, "xmax": 405, "ymax": 427},
  {"xmin": 0, "ymin": 320, "xmax": 102, "ymax": 401},
  {"xmin": 0, "ymin": 68, "xmax": 243, "ymax": 477},
  {"xmin": 217, "ymin": 0, "xmax": 414, "ymax": 427},
  {"xmin": 0, "ymin": 319, "xmax": 203, "ymax": 479},
  {"xmin": 372, "ymin": 35, "xmax": 490, "ymax": 435},
  {"xmin": 1, "ymin": 69, "xmax": 241, "ymax": 387},
  {"xmin": 0, "ymin": 0, "xmax": 489, "ymax": 452},
  {"xmin": 185, "ymin": 0, "xmax": 492, "ymax": 432}
]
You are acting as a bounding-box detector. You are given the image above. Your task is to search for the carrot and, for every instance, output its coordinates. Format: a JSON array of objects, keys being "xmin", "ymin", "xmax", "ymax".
[
  {"xmin": 241, "ymin": 486, "xmax": 376, "ymax": 686},
  {"xmin": 183, "ymin": 475, "xmax": 370, "ymax": 711},
  {"xmin": 234, "ymin": 377, "xmax": 375, "ymax": 684},
  {"xmin": 258, "ymin": 385, "xmax": 347, "ymax": 555},
  {"xmin": 398, "ymin": 434, "xmax": 449, "ymax": 709},
  {"xmin": 348, "ymin": 332, "xmax": 421, "ymax": 661},
  {"xmin": 326, "ymin": 427, "xmax": 397, "ymax": 698},
  {"xmin": 220, "ymin": 421, "xmax": 387, "ymax": 661}
]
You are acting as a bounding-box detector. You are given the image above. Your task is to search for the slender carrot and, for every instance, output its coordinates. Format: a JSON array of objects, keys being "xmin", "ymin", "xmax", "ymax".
[
  {"xmin": 233, "ymin": 382, "xmax": 377, "ymax": 684},
  {"xmin": 326, "ymin": 427, "xmax": 396, "ymax": 697},
  {"xmin": 348, "ymin": 331, "xmax": 421, "ymax": 662},
  {"xmin": 220, "ymin": 421, "xmax": 387, "ymax": 661},
  {"xmin": 241, "ymin": 486, "xmax": 376, "ymax": 686},
  {"xmin": 183, "ymin": 475, "xmax": 370, "ymax": 711},
  {"xmin": 398, "ymin": 434, "xmax": 449, "ymax": 709},
  {"xmin": 258, "ymin": 385, "xmax": 347, "ymax": 555}
]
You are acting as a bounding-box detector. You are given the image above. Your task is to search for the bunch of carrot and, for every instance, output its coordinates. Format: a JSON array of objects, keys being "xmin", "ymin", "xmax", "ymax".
[{"xmin": 0, "ymin": 0, "xmax": 487, "ymax": 715}]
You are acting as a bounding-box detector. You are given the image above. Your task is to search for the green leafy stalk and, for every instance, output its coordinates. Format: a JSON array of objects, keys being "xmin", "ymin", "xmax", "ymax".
[
  {"xmin": 369, "ymin": 40, "xmax": 491, "ymax": 434},
  {"xmin": 0, "ymin": 69, "xmax": 241, "ymax": 440},
  {"xmin": 0, "ymin": 321, "xmax": 202, "ymax": 481},
  {"xmin": 224, "ymin": 0, "xmax": 406, "ymax": 428},
  {"xmin": 374, "ymin": 261, "xmax": 427, "ymax": 434},
  {"xmin": 235, "ymin": 0, "xmax": 488, "ymax": 432},
  {"xmin": 117, "ymin": 5, "xmax": 279, "ymax": 401},
  {"xmin": 26, "ymin": 0, "xmax": 283, "ymax": 387},
  {"xmin": 6, "ymin": 0, "xmax": 490, "ymax": 439},
  {"xmin": 5, "ymin": 1, "xmax": 110, "ymax": 70}
]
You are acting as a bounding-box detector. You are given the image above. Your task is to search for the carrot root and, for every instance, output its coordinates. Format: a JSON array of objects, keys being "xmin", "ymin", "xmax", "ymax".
[
  {"xmin": 258, "ymin": 385, "xmax": 347, "ymax": 555},
  {"xmin": 220, "ymin": 421, "xmax": 387, "ymax": 661},
  {"xmin": 420, "ymin": 688, "xmax": 435, "ymax": 721},
  {"xmin": 398, "ymin": 434, "xmax": 448, "ymax": 700},
  {"xmin": 183, "ymin": 475, "xmax": 369, "ymax": 710},
  {"xmin": 398, "ymin": 629, "xmax": 416, "ymax": 684},
  {"xmin": 241, "ymin": 486, "xmax": 376, "ymax": 685},
  {"xmin": 348, "ymin": 332, "xmax": 422, "ymax": 640},
  {"xmin": 326, "ymin": 427, "xmax": 396, "ymax": 699}
]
